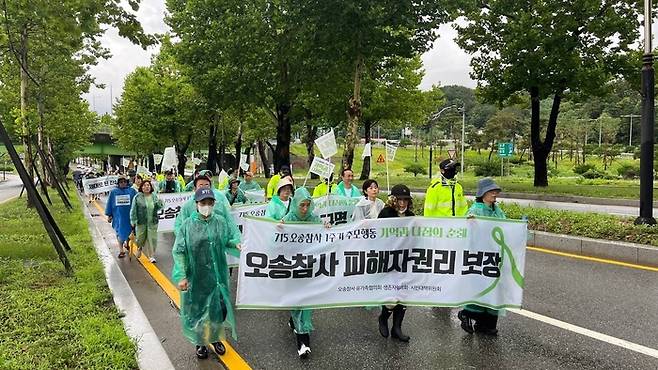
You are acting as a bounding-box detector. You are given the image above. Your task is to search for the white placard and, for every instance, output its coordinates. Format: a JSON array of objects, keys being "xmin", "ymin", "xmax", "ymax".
[
  {"xmin": 362, "ymin": 143, "xmax": 372, "ymax": 159},
  {"xmin": 315, "ymin": 129, "xmax": 338, "ymax": 159},
  {"xmin": 385, "ymin": 143, "xmax": 398, "ymax": 162},
  {"xmin": 82, "ymin": 176, "xmax": 118, "ymax": 195},
  {"xmin": 153, "ymin": 154, "xmax": 164, "ymax": 165},
  {"xmin": 162, "ymin": 147, "xmax": 178, "ymax": 170},
  {"xmin": 309, "ymin": 156, "xmax": 335, "ymax": 179}
]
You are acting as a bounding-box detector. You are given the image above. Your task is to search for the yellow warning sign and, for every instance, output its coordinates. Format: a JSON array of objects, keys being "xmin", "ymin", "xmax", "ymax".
[{"xmin": 376, "ymin": 154, "xmax": 385, "ymax": 164}]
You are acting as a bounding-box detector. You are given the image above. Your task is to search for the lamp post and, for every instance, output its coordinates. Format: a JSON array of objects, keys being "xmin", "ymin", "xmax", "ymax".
[
  {"xmin": 428, "ymin": 105, "xmax": 457, "ymax": 178},
  {"xmin": 460, "ymin": 105, "xmax": 466, "ymax": 177},
  {"xmin": 636, "ymin": 0, "xmax": 656, "ymax": 225},
  {"xmin": 621, "ymin": 114, "xmax": 641, "ymax": 146}
]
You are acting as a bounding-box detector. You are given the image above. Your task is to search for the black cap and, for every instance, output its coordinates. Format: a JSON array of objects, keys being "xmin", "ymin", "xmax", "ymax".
[
  {"xmin": 195, "ymin": 188, "xmax": 215, "ymax": 202},
  {"xmin": 127, "ymin": 169, "xmax": 137, "ymax": 177},
  {"xmin": 391, "ymin": 184, "xmax": 411, "ymax": 199},
  {"xmin": 439, "ymin": 159, "xmax": 460, "ymax": 170}
]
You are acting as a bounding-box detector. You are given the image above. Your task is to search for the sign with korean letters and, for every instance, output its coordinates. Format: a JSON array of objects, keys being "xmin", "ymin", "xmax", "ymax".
[
  {"xmin": 237, "ymin": 217, "xmax": 527, "ymax": 310},
  {"xmin": 156, "ymin": 192, "xmax": 194, "ymax": 232},
  {"xmin": 312, "ymin": 195, "xmax": 360, "ymax": 226},
  {"xmin": 82, "ymin": 175, "xmax": 119, "ymax": 195}
]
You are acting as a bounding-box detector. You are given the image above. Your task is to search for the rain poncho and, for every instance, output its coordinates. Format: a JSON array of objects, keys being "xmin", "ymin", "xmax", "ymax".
[
  {"xmin": 332, "ymin": 181, "xmax": 361, "ymax": 198},
  {"xmin": 172, "ymin": 211, "xmax": 240, "ymax": 344},
  {"xmin": 130, "ymin": 192, "xmax": 163, "ymax": 258},
  {"xmin": 281, "ymin": 188, "xmax": 320, "ymax": 334},
  {"xmin": 352, "ymin": 197, "xmax": 385, "ymax": 222},
  {"xmin": 105, "ymin": 186, "xmax": 137, "ymax": 244},
  {"xmin": 225, "ymin": 188, "xmax": 247, "ymax": 206},
  {"xmin": 265, "ymin": 195, "xmax": 291, "ymax": 221},
  {"xmin": 239, "ymin": 180, "xmax": 261, "ymax": 192},
  {"xmin": 464, "ymin": 201, "xmax": 506, "ymax": 316},
  {"xmin": 174, "ymin": 189, "xmax": 240, "ymax": 243}
]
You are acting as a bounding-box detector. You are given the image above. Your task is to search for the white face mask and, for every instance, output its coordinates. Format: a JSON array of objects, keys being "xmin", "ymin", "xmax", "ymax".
[{"xmin": 198, "ymin": 205, "xmax": 213, "ymax": 217}]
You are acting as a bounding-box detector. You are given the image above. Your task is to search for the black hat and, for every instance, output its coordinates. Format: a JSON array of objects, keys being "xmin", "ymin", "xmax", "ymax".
[
  {"xmin": 195, "ymin": 188, "xmax": 215, "ymax": 202},
  {"xmin": 391, "ymin": 184, "xmax": 411, "ymax": 199},
  {"xmin": 439, "ymin": 159, "xmax": 460, "ymax": 170},
  {"xmin": 128, "ymin": 169, "xmax": 137, "ymax": 177}
]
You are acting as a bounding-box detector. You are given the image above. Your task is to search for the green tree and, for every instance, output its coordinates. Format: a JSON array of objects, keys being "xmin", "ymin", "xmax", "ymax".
[{"xmin": 456, "ymin": 1, "xmax": 640, "ymax": 186}]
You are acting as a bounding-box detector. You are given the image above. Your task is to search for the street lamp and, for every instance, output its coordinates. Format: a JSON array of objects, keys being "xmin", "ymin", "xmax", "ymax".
[
  {"xmin": 621, "ymin": 114, "xmax": 641, "ymax": 146},
  {"xmin": 428, "ymin": 105, "xmax": 457, "ymax": 178},
  {"xmin": 636, "ymin": 0, "xmax": 656, "ymax": 225},
  {"xmin": 459, "ymin": 105, "xmax": 466, "ymax": 177}
]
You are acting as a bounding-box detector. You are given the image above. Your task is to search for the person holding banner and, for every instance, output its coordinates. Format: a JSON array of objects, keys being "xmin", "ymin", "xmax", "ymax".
[
  {"xmin": 424, "ymin": 159, "xmax": 468, "ymax": 217},
  {"xmin": 130, "ymin": 179, "xmax": 163, "ymax": 262},
  {"xmin": 352, "ymin": 179, "xmax": 385, "ymax": 222},
  {"xmin": 172, "ymin": 188, "xmax": 240, "ymax": 359},
  {"xmin": 105, "ymin": 176, "xmax": 138, "ymax": 258},
  {"xmin": 280, "ymin": 187, "xmax": 325, "ymax": 358},
  {"xmin": 376, "ymin": 184, "xmax": 414, "ymax": 342},
  {"xmin": 225, "ymin": 179, "xmax": 247, "ymax": 206},
  {"xmin": 332, "ymin": 168, "xmax": 361, "ymax": 198},
  {"xmin": 159, "ymin": 170, "xmax": 182, "ymax": 193},
  {"xmin": 239, "ymin": 171, "xmax": 261, "ymax": 192},
  {"xmin": 265, "ymin": 177, "xmax": 294, "ymax": 221},
  {"xmin": 458, "ymin": 178, "xmax": 505, "ymax": 336}
]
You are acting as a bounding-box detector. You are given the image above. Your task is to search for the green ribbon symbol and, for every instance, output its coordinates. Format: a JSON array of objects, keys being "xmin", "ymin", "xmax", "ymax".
[{"xmin": 475, "ymin": 226, "xmax": 525, "ymax": 298}]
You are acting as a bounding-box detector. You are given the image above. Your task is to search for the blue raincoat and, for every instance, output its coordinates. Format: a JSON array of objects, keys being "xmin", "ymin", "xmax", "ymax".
[{"xmin": 105, "ymin": 185, "xmax": 137, "ymax": 244}]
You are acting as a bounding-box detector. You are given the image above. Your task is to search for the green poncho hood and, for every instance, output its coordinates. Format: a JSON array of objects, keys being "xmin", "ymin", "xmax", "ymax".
[{"xmin": 283, "ymin": 187, "xmax": 320, "ymax": 223}]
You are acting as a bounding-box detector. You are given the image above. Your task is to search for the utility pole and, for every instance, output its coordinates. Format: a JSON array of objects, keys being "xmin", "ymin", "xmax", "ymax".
[
  {"xmin": 636, "ymin": 0, "xmax": 656, "ymax": 225},
  {"xmin": 460, "ymin": 105, "xmax": 466, "ymax": 177},
  {"xmin": 621, "ymin": 114, "xmax": 641, "ymax": 146}
]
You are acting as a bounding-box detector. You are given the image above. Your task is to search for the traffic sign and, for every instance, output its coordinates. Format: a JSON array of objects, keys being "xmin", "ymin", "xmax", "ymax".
[
  {"xmin": 376, "ymin": 154, "xmax": 385, "ymax": 164},
  {"xmin": 498, "ymin": 142, "xmax": 513, "ymax": 157},
  {"xmin": 447, "ymin": 149, "xmax": 456, "ymax": 159}
]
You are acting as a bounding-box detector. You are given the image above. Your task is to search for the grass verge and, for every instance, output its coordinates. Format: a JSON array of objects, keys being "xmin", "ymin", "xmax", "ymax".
[{"xmin": 0, "ymin": 191, "xmax": 137, "ymax": 369}]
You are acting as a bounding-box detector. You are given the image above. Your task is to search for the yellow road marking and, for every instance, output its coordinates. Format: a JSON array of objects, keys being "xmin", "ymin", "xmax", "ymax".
[
  {"xmin": 527, "ymin": 246, "xmax": 658, "ymax": 273},
  {"xmin": 92, "ymin": 200, "xmax": 251, "ymax": 369}
]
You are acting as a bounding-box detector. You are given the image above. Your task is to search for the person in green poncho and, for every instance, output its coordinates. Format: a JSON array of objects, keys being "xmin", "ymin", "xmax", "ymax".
[
  {"xmin": 172, "ymin": 188, "xmax": 241, "ymax": 359},
  {"xmin": 239, "ymin": 171, "xmax": 261, "ymax": 192},
  {"xmin": 331, "ymin": 168, "xmax": 361, "ymax": 198},
  {"xmin": 280, "ymin": 187, "xmax": 328, "ymax": 359},
  {"xmin": 265, "ymin": 176, "xmax": 294, "ymax": 221},
  {"xmin": 458, "ymin": 177, "xmax": 505, "ymax": 336},
  {"xmin": 129, "ymin": 179, "xmax": 163, "ymax": 263},
  {"xmin": 225, "ymin": 179, "xmax": 247, "ymax": 205}
]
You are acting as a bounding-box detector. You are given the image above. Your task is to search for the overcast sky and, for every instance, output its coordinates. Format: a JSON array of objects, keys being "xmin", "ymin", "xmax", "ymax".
[{"xmin": 83, "ymin": 2, "xmax": 476, "ymax": 115}]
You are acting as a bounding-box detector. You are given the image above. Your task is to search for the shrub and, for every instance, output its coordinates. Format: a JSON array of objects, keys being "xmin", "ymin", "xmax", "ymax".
[
  {"xmin": 399, "ymin": 138, "xmax": 412, "ymax": 147},
  {"xmin": 582, "ymin": 169, "xmax": 605, "ymax": 179},
  {"xmin": 474, "ymin": 161, "xmax": 501, "ymax": 177},
  {"xmin": 616, "ymin": 163, "xmax": 640, "ymax": 179},
  {"xmin": 404, "ymin": 163, "xmax": 427, "ymax": 177},
  {"xmin": 573, "ymin": 163, "xmax": 596, "ymax": 175}
]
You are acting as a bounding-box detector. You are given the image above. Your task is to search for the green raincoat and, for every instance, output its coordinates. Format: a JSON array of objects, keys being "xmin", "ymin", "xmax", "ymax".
[
  {"xmin": 225, "ymin": 188, "xmax": 247, "ymax": 205},
  {"xmin": 130, "ymin": 192, "xmax": 164, "ymax": 258},
  {"xmin": 174, "ymin": 189, "xmax": 240, "ymax": 243},
  {"xmin": 239, "ymin": 180, "xmax": 261, "ymax": 192},
  {"xmin": 281, "ymin": 188, "xmax": 320, "ymax": 334},
  {"xmin": 331, "ymin": 181, "xmax": 361, "ymax": 198},
  {"xmin": 464, "ymin": 201, "xmax": 506, "ymax": 316},
  {"xmin": 172, "ymin": 211, "xmax": 240, "ymax": 344},
  {"xmin": 264, "ymin": 195, "xmax": 291, "ymax": 221}
]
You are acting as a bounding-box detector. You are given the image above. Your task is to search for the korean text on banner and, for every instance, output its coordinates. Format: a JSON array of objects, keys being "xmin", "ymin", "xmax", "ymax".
[
  {"xmin": 156, "ymin": 192, "xmax": 194, "ymax": 232},
  {"xmin": 230, "ymin": 203, "xmax": 269, "ymax": 228},
  {"xmin": 309, "ymin": 157, "xmax": 335, "ymax": 179},
  {"xmin": 385, "ymin": 143, "xmax": 397, "ymax": 162},
  {"xmin": 315, "ymin": 129, "xmax": 338, "ymax": 159},
  {"xmin": 362, "ymin": 143, "xmax": 372, "ymax": 159},
  {"xmin": 237, "ymin": 216, "xmax": 527, "ymax": 310},
  {"xmin": 312, "ymin": 195, "xmax": 359, "ymax": 226},
  {"xmin": 82, "ymin": 176, "xmax": 119, "ymax": 195}
]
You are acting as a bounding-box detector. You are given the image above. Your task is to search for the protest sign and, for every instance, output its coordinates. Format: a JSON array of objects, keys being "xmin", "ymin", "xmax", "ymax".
[
  {"xmin": 315, "ymin": 129, "xmax": 338, "ymax": 159},
  {"xmin": 312, "ymin": 195, "xmax": 360, "ymax": 225},
  {"xmin": 308, "ymin": 157, "xmax": 335, "ymax": 180},
  {"xmin": 162, "ymin": 147, "xmax": 178, "ymax": 170},
  {"xmin": 156, "ymin": 192, "xmax": 194, "ymax": 232},
  {"xmin": 237, "ymin": 216, "xmax": 527, "ymax": 310},
  {"xmin": 82, "ymin": 176, "xmax": 118, "ymax": 195},
  {"xmin": 153, "ymin": 154, "xmax": 164, "ymax": 165}
]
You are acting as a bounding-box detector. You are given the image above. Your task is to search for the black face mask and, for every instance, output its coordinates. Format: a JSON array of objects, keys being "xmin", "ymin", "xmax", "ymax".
[{"xmin": 443, "ymin": 168, "xmax": 457, "ymax": 179}]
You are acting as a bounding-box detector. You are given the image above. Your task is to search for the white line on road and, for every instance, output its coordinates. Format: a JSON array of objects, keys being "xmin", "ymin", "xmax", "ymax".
[{"xmin": 510, "ymin": 308, "xmax": 658, "ymax": 359}]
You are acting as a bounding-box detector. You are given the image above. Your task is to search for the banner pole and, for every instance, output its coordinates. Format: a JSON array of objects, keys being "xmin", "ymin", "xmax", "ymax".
[
  {"xmin": 386, "ymin": 154, "xmax": 390, "ymax": 193},
  {"xmin": 302, "ymin": 170, "xmax": 309, "ymax": 188}
]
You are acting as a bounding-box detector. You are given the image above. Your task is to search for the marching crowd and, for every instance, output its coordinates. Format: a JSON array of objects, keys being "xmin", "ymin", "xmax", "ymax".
[{"xmin": 92, "ymin": 159, "xmax": 507, "ymax": 360}]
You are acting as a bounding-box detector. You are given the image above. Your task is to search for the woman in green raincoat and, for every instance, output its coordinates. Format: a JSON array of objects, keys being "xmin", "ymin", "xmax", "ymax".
[
  {"xmin": 458, "ymin": 177, "xmax": 505, "ymax": 336},
  {"xmin": 265, "ymin": 176, "xmax": 294, "ymax": 220},
  {"xmin": 281, "ymin": 187, "xmax": 324, "ymax": 358},
  {"xmin": 172, "ymin": 188, "xmax": 241, "ymax": 359},
  {"xmin": 129, "ymin": 179, "xmax": 163, "ymax": 262}
]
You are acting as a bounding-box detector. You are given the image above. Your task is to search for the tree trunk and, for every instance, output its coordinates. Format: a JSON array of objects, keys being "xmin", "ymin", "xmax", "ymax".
[
  {"xmin": 343, "ymin": 55, "xmax": 364, "ymax": 170},
  {"xmin": 37, "ymin": 92, "xmax": 50, "ymax": 186},
  {"xmin": 19, "ymin": 26, "xmax": 34, "ymax": 206},
  {"xmin": 530, "ymin": 86, "xmax": 562, "ymax": 187},
  {"xmin": 257, "ymin": 140, "xmax": 272, "ymax": 178},
  {"xmin": 207, "ymin": 114, "xmax": 219, "ymax": 172},
  {"xmin": 274, "ymin": 103, "xmax": 291, "ymax": 172},
  {"xmin": 304, "ymin": 118, "xmax": 319, "ymax": 180},
  {"xmin": 359, "ymin": 119, "xmax": 372, "ymax": 180},
  {"xmin": 175, "ymin": 134, "xmax": 192, "ymax": 176}
]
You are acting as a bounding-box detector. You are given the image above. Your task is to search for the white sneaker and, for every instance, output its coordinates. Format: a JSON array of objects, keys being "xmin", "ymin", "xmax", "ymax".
[
  {"xmin": 297, "ymin": 344, "xmax": 311, "ymax": 358},
  {"xmin": 149, "ymin": 257, "xmax": 156, "ymax": 263}
]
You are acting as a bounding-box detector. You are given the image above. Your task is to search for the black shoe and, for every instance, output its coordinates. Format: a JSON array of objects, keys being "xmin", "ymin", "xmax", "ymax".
[
  {"xmin": 296, "ymin": 333, "xmax": 311, "ymax": 359},
  {"xmin": 475, "ymin": 313, "xmax": 498, "ymax": 336},
  {"xmin": 212, "ymin": 341, "xmax": 226, "ymax": 355},
  {"xmin": 196, "ymin": 345, "xmax": 208, "ymax": 359},
  {"xmin": 378, "ymin": 306, "xmax": 392, "ymax": 338},
  {"xmin": 458, "ymin": 310, "xmax": 474, "ymax": 334},
  {"xmin": 289, "ymin": 316, "xmax": 296, "ymax": 332},
  {"xmin": 391, "ymin": 305, "xmax": 410, "ymax": 342}
]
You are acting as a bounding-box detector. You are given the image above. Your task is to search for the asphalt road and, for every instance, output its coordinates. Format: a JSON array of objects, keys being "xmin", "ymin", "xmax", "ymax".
[
  {"xmin": 0, "ymin": 174, "xmax": 22, "ymax": 203},
  {"xmin": 91, "ymin": 196, "xmax": 658, "ymax": 370}
]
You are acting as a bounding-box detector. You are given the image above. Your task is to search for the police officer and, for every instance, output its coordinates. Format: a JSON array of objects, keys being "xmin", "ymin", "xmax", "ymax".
[{"xmin": 423, "ymin": 159, "xmax": 468, "ymax": 217}]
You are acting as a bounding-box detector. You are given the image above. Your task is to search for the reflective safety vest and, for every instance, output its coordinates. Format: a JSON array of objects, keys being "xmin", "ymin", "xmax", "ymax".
[
  {"xmin": 266, "ymin": 174, "xmax": 281, "ymax": 199},
  {"xmin": 424, "ymin": 178, "xmax": 468, "ymax": 217}
]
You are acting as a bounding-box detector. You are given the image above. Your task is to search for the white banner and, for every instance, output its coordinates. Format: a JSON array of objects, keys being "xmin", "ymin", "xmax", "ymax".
[
  {"xmin": 157, "ymin": 192, "xmax": 194, "ymax": 232},
  {"xmin": 245, "ymin": 190, "xmax": 266, "ymax": 204},
  {"xmin": 82, "ymin": 176, "xmax": 119, "ymax": 195},
  {"xmin": 308, "ymin": 157, "xmax": 335, "ymax": 179},
  {"xmin": 315, "ymin": 129, "xmax": 338, "ymax": 159},
  {"xmin": 385, "ymin": 143, "xmax": 398, "ymax": 162},
  {"xmin": 239, "ymin": 154, "xmax": 248, "ymax": 171},
  {"xmin": 162, "ymin": 146, "xmax": 178, "ymax": 170},
  {"xmin": 153, "ymin": 154, "xmax": 164, "ymax": 165},
  {"xmin": 230, "ymin": 203, "xmax": 269, "ymax": 228},
  {"xmin": 312, "ymin": 195, "xmax": 360, "ymax": 226},
  {"xmin": 362, "ymin": 143, "xmax": 372, "ymax": 159},
  {"xmin": 237, "ymin": 217, "xmax": 527, "ymax": 310}
]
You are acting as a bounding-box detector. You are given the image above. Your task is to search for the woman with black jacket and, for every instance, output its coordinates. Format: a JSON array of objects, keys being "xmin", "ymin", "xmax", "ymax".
[{"xmin": 376, "ymin": 184, "xmax": 414, "ymax": 342}]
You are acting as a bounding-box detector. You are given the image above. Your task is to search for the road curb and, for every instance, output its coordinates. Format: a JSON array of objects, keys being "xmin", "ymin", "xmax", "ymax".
[
  {"xmin": 527, "ymin": 230, "xmax": 658, "ymax": 267},
  {"xmin": 79, "ymin": 193, "xmax": 175, "ymax": 370}
]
